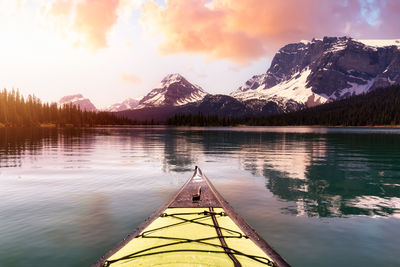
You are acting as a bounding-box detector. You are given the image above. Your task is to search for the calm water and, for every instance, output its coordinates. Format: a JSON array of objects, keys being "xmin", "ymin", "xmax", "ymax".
[{"xmin": 1, "ymin": 126, "xmax": 400, "ymax": 267}]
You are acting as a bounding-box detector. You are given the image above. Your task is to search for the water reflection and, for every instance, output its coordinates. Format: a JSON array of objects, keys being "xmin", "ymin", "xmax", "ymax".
[
  {"xmin": 1, "ymin": 127, "xmax": 400, "ymax": 218},
  {"xmin": 262, "ymin": 133, "xmax": 400, "ymax": 217}
]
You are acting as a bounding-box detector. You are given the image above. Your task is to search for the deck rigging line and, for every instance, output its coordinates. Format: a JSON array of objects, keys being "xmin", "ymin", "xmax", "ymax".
[
  {"xmin": 104, "ymin": 210, "xmax": 275, "ymax": 266},
  {"xmin": 209, "ymin": 207, "xmax": 241, "ymax": 267}
]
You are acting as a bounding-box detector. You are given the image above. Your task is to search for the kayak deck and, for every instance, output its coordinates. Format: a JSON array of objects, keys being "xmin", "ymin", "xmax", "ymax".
[
  {"xmin": 94, "ymin": 167, "xmax": 289, "ymax": 267},
  {"xmin": 105, "ymin": 208, "xmax": 274, "ymax": 266}
]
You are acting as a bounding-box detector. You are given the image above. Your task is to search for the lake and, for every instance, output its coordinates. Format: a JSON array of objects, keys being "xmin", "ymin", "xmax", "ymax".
[{"xmin": 1, "ymin": 126, "xmax": 399, "ymax": 267}]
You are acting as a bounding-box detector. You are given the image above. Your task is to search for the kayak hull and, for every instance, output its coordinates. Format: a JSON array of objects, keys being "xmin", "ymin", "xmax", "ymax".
[{"xmin": 93, "ymin": 167, "xmax": 290, "ymax": 267}]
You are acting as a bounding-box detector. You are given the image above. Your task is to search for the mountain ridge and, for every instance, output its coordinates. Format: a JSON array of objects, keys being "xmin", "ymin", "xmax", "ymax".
[
  {"xmin": 58, "ymin": 94, "xmax": 97, "ymax": 112},
  {"xmin": 135, "ymin": 73, "xmax": 208, "ymax": 109},
  {"xmin": 60, "ymin": 36, "xmax": 400, "ymax": 119},
  {"xmin": 231, "ymin": 36, "xmax": 400, "ymax": 109},
  {"xmin": 105, "ymin": 98, "xmax": 141, "ymax": 112},
  {"xmin": 166, "ymin": 85, "xmax": 400, "ymax": 126}
]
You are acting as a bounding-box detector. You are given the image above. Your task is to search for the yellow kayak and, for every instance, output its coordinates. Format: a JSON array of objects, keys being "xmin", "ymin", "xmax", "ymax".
[{"xmin": 93, "ymin": 167, "xmax": 290, "ymax": 267}]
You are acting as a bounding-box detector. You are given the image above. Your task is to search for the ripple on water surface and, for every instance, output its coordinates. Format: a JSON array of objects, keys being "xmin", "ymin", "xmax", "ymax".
[{"xmin": 0, "ymin": 126, "xmax": 399, "ymax": 267}]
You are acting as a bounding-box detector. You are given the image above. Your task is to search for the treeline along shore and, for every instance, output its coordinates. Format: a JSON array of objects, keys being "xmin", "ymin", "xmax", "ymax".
[
  {"xmin": 166, "ymin": 85, "xmax": 400, "ymax": 127},
  {"xmin": 0, "ymin": 89, "xmax": 132, "ymax": 127},
  {"xmin": 2, "ymin": 85, "xmax": 400, "ymax": 127}
]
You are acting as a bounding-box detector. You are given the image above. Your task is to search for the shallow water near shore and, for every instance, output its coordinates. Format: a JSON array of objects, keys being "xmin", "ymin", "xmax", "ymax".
[{"xmin": 1, "ymin": 126, "xmax": 399, "ymax": 266}]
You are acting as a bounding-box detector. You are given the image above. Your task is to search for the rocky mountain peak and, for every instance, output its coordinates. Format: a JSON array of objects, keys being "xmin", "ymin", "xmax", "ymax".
[
  {"xmin": 59, "ymin": 94, "xmax": 85, "ymax": 103},
  {"xmin": 232, "ymin": 36, "xmax": 400, "ymax": 109},
  {"xmin": 58, "ymin": 94, "xmax": 97, "ymax": 111},
  {"xmin": 136, "ymin": 74, "xmax": 208, "ymax": 109},
  {"xmin": 159, "ymin": 73, "xmax": 186, "ymax": 87},
  {"xmin": 106, "ymin": 97, "xmax": 141, "ymax": 112}
]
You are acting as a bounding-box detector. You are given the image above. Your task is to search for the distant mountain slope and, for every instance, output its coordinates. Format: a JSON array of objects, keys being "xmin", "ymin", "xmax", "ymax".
[
  {"xmin": 135, "ymin": 74, "xmax": 208, "ymax": 109},
  {"xmin": 246, "ymin": 85, "xmax": 400, "ymax": 126},
  {"xmin": 232, "ymin": 37, "xmax": 400, "ymax": 109},
  {"xmin": 106, "ymin": 98, "xmax": 141, "ymax": 112},
  {"xmin": 117, "ymin": 94, "xmax": 291, "ymax": 121},
  {"xmin": 118, "ymin": 37, "xmax": 400, "ymax": 122},
  {"xmin": 167, "ymin": 85, "xmax": 400, "ymax": 126},
  {"xmin": 59, "ymin": 94, "xmax": 97, "ymax": 111}
]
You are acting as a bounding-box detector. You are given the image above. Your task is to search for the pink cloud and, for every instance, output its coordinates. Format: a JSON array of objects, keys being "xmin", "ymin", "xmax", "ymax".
[
  {"xmin": 120, "ymin": 73, "xmax": 142, "ymax": 85},
  {"xmin": 73, "ymin": 0, "xmax": 119, "ymax": 49},
  {"xmin": 46, "ymin": 0, "xmax": 400, "ymax": 59},
  {"xmin": 48, "ymin": 0, "xmax": 73, "ymax": 17},
  {"xmin": 48, "ymin": 0, "xmax": 120, "ymax": 50},
  {"xmin": 141, "ymin": 0, "xmax": 399, "ymax": 63},
  {"xmin": 374, "ymin": 0, "xmax": 400, "ymax": 38}
]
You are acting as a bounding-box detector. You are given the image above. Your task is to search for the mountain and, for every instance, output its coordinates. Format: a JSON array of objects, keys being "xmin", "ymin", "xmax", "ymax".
[
  {"xmin": 118, "ymin": 36, "xmax": 400, "ymax": 122},
  {"xmin": 135, "ymin": 74, "xmax": 208, "ymax": 109},
  {"xmin": 167, "ymin": 85, "xmax": 400, "ymax": 126},
  {"xmin": 58, "ymin": 94, "xmax": 97, "ymax": 111},
  {"xmin": 118, "ymin": 94, "xmax": 289, "ymax": 121},
  {"xmin": 106, "ymin": 98, "xmax": 141, "ymax": 112},
  {"xmin": 179, "ymin": 95, "xmax": 291, "ymax": 117},
  {"xmin": 248, "ymin": 84, "xmax": 400, "ymax": 126},
  {"xmin": 232, "ymin": 36, "xmax": 400, "ymax": 109}
]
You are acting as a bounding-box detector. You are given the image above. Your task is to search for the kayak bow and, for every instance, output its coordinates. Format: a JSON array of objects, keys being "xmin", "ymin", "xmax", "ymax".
[{"xmin": 93, "ymin": 167, "xmax": 290, "ymax": 267}]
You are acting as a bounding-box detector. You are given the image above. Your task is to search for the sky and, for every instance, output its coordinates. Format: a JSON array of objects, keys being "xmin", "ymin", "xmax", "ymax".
[{"xmin": 0, "ymin": 0, "xmax": 399, "ymax": 109}]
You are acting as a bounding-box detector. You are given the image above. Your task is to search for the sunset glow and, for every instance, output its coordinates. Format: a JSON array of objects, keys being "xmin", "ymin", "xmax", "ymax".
[
  {"xmin": 1, "ymin": 2, "xmax": 400, "ymax": 266},
  {"xmin": 1, "ymin": 0, "xmax": 399, "ymax": 108}
]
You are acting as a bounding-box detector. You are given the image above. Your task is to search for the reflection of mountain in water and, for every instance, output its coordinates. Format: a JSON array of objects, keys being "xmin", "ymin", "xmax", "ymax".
[
  {"xmin": 262, "ymin": 133, "xmax": 400, "ymax": 217},
  {"xmin": 150, "ymin": 129, "xmax": 400, "ymax": 218},
  {"xmin": 1, "ymin": 127, "xmax": 399, "ymax": 218}
]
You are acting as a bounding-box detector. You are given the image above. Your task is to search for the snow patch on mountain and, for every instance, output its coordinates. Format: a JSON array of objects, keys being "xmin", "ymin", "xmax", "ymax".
[
  {"xmin": 158, "ymin": 73, "xmax": 184, "ymax": 88},
  {"xmin": 59, "ymin": 94, "xmax": 85, "ymax": 104},
  {"xmin": 333, "ymin": 78, "xmax": 376, "ymax": 99},
  {"xmin": 140, "ymin": 91, "xmax": 165, "ymax": 108},
  {"xmin": 233, "ymin": 69, "xmax": 327, "ymax": 107},
  {"xmin": 106, "ymin": 97, "xmax": 141, "ymax": 112},
  {"xmin": 59, "ymin": 94, "xmax": 97, "ymax": 111},
  {"xmin": 357, "ymin": 39, "xmax": 400, "ymax": 48},
  {"xmin": 136, "ymin": 74, "xmax": 208, "ymax": 109},
  {"xmin": 232, "ymin": 36, "xmax": 400, "ymax": 110}
]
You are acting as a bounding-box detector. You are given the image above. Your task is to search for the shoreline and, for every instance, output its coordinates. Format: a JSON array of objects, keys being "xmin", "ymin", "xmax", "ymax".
[{"xmin": 1, "ymin": 124, "xmax": 400, "ymax": 129}]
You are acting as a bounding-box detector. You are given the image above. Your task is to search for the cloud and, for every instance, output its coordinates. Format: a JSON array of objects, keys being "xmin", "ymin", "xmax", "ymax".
[
  {"xmin": 46, "ymin": 0, "xmax": 143, "ymax": 50},
  {"xmin": 72, "ymin": 0, "xmax": 119, "ymax": 49},
  {"xmin": 48, "ymin": 0, "xmax": 73, "ymax": 17},
  {"xmin": 374, "ymin": 0, "xmax": 400, "ymax": 37},
  {"xmin": 118, "ymin": 0, "xmax": 144, "ymax": 21},
  {"xmin": 141, "ymin": 0, "xmax": 399, "ymax": 64},
  {"xmin": 120, "ymin": 73, "xmax": 142, "ymax": 85},
  {"xmin": 40, "ymin": 0, "xmax": 400, "ymax": 59}
]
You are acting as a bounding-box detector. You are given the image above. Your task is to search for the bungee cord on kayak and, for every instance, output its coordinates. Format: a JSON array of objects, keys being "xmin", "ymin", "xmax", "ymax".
[
  {"xmin": 104, "ymin": 210, "xmax": 274, "ymax": 266},
  {"xmin": 94, "ymin": 167, "xmax": 289, "ymax": 267}
]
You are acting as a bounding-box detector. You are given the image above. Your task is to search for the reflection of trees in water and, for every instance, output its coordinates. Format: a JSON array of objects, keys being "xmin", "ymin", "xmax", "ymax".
[
  {"xmin": 0, "ymin": 128, "xmax": 97, "ymax": 168},
  {"xmin": 2, "ymin": 127, "xmax": 399, "ymax": 218},
  {"xmin": 92, "ymin": 127, "xmax": 203, "ymax": 173},
  {"xmin": 160, "ymin": 129, "xmax": 271, "ymax": 173},
  {"xmin": 263, "ymin": 133, "xmax": 400, "ymax": 217},
  {"xmin": 59, "ymin": 128, "xmax": 97, "ymax": 161},
  {"xmin": 162, "ymin": 129, "xmax": 206, "ymax": 172},
  {"xmin": 170, "ymin": 129, "xmax": 400, "ymax": 218},
  {"xmin": 0, "ymin": 128, "xmax": 58, "ymax": 167}
]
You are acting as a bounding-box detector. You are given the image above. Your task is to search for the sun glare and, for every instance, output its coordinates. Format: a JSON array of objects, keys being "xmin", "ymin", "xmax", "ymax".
[{"xmin": 0, "ymin": 1, "xmax": 77, "ymax": 59}]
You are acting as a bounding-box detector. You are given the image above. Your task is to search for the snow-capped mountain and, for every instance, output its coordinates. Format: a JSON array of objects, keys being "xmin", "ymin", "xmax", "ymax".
[
  {"xmin": 106, "ymin": 97, "xmax": 141, "ymax": 112},
  {"xmin": 58, "ymin": 94, "xmax": 97, "ymax": 111},
  {"xmin": 135, "ymin": 74, "xmax": 208, "ymax": 109},
  {"xmin": 232, "ymin": 37, "xmax": 400, "ymax": 109}
]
